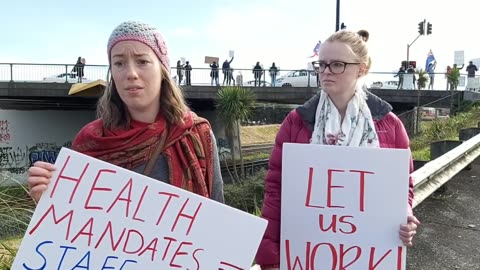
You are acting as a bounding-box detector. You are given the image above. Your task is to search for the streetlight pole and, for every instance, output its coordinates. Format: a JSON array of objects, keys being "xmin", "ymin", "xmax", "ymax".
[{"xmin": 336, "ymin": 0, "xmax": 340, "ymax": 31}]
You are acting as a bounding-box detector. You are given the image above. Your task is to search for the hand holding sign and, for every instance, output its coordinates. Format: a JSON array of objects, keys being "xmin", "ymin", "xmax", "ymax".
[
  {"xmin": 27, "ymin": 161, "xmax": 56, "ymax": 203},
  {"xmin": 399, "ymin": 215, "xmax": 421, "ymax": 247}
]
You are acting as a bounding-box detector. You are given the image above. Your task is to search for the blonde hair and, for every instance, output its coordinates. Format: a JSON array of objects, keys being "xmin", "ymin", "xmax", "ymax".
[
  {"xmin": 97, "ymin": 64, "xmax": 189, "ymax": 129},
  {"xmin": 326, "ymin": 30, "xmax": 371, "ymax": 73}
]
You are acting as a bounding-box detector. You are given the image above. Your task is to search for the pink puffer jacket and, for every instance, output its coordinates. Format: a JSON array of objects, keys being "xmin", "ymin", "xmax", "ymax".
[{"xmin": 255, "ymin": 91, "xmax": 415, "ymax": 268}]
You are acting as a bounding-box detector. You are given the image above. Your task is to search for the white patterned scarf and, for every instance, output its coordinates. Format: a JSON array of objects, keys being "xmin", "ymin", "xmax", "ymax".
[{"xmin": 311, "ymin": 88, "xmax": 379, "ymax": 147}]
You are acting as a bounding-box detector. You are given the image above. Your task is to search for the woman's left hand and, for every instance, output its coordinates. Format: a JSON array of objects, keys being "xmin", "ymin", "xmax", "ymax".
[{"xmin": 399, "ymin": 215, "xmax": 421, "ymax": 247}]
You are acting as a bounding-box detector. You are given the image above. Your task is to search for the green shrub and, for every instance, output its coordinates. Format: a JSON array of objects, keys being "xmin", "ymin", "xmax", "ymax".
[
  {"xmin": 411, "ymin": 105, "xmax": 480, "ymax": 152},
  {"xmin": 224, "ymin": 169, "xmax": 266, "ymax": 214}
]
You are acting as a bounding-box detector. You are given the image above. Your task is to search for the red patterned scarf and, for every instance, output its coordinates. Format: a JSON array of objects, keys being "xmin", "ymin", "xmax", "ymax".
[{"xmin": 72, "ymin": 111, "xmax": 213, "ymax": 198}]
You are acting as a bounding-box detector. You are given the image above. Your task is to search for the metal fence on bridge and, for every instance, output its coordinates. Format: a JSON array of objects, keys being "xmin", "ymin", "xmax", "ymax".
[{"xmin": 2, "ymin": 63, "xmax": 479, "ymax": 91}]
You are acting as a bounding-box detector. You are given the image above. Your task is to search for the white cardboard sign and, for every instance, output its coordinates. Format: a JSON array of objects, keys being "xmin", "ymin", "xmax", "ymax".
[
  {"xmin": 280, "ymin": 143, "xmax": 410, "ymax": 270},
  {"xmin": 13, "ymin": 148, "xmax": 267, "ymax": 269},
  {"xmin": 454, "ymin": 51, "xmax": 464, "ymax": 66},
  {"xmin": 229, "ymin": 50, "xmax": 235, "ymax": 58}
]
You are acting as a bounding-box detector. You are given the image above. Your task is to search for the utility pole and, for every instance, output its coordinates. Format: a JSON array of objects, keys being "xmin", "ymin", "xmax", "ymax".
[
  {"xmin": 409, "ymin": 19, "xmax": 425, "ymax": 135},
  {"xmin": 336, "ymin": 0, "xmax": 340, "ymax": 31}
]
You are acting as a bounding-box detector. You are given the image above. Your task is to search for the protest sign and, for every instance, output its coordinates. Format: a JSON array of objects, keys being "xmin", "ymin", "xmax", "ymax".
[
  {"xmin": 229, "ymin": 50, "xmax": 235, "ymax": 58},
  {"xmin": 205, "ymin": 56, "xmax": 219, "ymax": 64},
  {"xmin": 280, "ymin": 143, "xmax": 410, "ymax": 270},
  {"xmin": 454, "ymin": 51, "xmax": 464, "ymax": 66},
  {"xmin": 13, "ymin": 148, "xmax": 267, "ymax": 269}
]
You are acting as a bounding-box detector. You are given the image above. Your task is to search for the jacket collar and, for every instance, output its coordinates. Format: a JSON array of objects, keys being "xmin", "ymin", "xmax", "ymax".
[{"xmin": 296, "ymin": 90, "xmax": 393, "ymax": 131}]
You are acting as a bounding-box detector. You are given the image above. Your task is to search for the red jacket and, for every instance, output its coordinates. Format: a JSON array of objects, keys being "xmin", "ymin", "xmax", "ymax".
[{"xmin": 255, "ymin": 92, "xmax": 415, "ymax": 267}]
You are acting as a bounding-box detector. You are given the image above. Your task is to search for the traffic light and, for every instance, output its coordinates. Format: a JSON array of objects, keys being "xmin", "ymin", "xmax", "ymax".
[
  {"xmin": 427, "ymin": 22, "xmax": 432, "ymax": 35},
  {"xmin": 418, "ymin": 20, "xmax": 425, "ymax": 35}
]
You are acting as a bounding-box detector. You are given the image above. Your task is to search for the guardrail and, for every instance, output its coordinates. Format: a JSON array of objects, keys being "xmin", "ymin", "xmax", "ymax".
[{"xmin": 412, "ymin": 131, "xmax": 480, "ymax": 208}]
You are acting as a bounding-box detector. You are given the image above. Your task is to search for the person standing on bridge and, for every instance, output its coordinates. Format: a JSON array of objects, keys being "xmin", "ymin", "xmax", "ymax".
[
  {"xmin": 253, "ymin": 61, "xmax": 263, "ymax": 87},
  {"xmin": 269, "ymin": 63, "xmax": 278, "ymax": 87},
  {"xmin": 256, "ymin": 29, "xmax": 420, "ymax": 269},
  {"xmin": 210, "ymin": 61, "xmax": 220, "ymax": 86},
  {"xmin": 184, "ymin": 60, "xmax": 192, "ymax": 85},
  {"xmin": 72, "ymin": 56, "xmax": 85, "ymax": 83},
  {"xmin": 26, "ymin": 21, "xmax": 224, "ymax": 205},
  {"xmin": 427, "ymin": 62, "xmax": 436, "ymax": 90},
  {"xmin": 176, "ymin": 60, "xmax": 184, "ymax": 85},
  {"xmin": 466, "ymin": 61, "xmax": 478, "ymax": 78}
]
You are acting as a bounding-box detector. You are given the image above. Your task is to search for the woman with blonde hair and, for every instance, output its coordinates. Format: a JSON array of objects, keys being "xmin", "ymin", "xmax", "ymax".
[{"xmin": 256, "ymin": 29, "xmax": 419, "ymax": 269}]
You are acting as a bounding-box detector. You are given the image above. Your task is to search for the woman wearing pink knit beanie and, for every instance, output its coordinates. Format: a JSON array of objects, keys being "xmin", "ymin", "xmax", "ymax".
[{"xmin": 27, "ymin": 21, "xmax": 225, "ymax": 205}]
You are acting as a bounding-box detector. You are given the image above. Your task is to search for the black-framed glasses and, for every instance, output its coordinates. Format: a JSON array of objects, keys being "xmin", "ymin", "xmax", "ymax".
[{"xmin": 312, "ymin": 61, "xmax": 360, "ymax": 74}]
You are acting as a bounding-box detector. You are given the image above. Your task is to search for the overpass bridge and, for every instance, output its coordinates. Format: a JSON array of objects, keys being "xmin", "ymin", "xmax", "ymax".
[
  {"xmin": 2, "ymin": 62, "xmax": 480, "ymax": 110},
  {"xmin": 1, "ymin": 81, "xmax": 478, "ymax": 111}
]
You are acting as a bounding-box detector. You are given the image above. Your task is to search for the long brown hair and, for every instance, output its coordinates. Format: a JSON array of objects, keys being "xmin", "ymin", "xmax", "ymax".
[{"xmin": 97, "ymin": 64, "xmax": 189, "ymax": 129}]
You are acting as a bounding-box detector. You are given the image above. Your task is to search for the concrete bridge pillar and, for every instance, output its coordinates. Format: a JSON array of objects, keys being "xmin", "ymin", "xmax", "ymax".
[
  {"xmin": 195, "ymin": 109, "xmax": 240, "ymax": 160},
  {"xmin": 396, "ymin": 108, "xmax": 418, "ymax": 136}
]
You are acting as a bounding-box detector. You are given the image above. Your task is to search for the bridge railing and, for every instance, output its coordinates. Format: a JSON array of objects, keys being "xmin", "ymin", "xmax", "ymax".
[
  {"xmin": 0, "ymin": 63, "xmax": 109, "ymax": 83},
  {"xmin": 1, "ymin": 63, "xmax": 479, "ymax": 91}
]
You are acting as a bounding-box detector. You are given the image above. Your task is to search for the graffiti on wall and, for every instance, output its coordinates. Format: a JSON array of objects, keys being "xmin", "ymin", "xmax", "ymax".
[
  {"xmin": 217, "ymin": 137, "xmax": 232, "ymax": 160},
  {"xmin": 0, "ymin": 142, "xmax": 71, "ymax": 174},
  {"xmin": 0, "ymin": 120, "xmax": 11, "ymax": 143}
]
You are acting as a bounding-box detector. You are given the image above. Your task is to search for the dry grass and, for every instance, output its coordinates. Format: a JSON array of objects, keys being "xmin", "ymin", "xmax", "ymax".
[
  {"xmin": 241, "ymin": 124, "xmax": 280, "ymax": 145},
  {"xmin": 0, "ymin": 238, "xmax": 21, "ymax": 250},
  {"xmin": 0, "ymin": 237, "xmax": 20, "ymax": 269}
]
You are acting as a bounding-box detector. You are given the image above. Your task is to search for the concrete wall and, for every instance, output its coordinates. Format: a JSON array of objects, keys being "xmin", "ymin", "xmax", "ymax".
[
  {"xmin": 195, "ymin": 109, "xmax": 234, "ymax": 160},
  {"xmin": 0, "ymin": 110, "xmax": 95, "ymax": 184}
]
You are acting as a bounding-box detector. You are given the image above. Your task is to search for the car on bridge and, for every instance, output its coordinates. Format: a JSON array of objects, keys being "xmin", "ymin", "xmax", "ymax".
[
  {"xmin": 243, "ymin": 80, "xmax": 271, "ymax": 87},
  {"xmin": 274, "ymin": 69, "xmax": 318, "ymax": 87},
  {"xmin": 370, "ymin": 80, "xmax": 399, "ymax": 89},
  {"xmin": 43, "ymin": 72, "xmax": 93, "ymax": 83}
]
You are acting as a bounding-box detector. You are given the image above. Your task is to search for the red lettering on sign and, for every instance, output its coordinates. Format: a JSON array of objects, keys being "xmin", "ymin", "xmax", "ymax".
[
  {"xmin": 94, "ymin": 221, "xmax": 126, "ymax": 251},
  {"xmin": 338, "ymin": 215, "xmax": 357, "ymax": 234},
  {"xmin": 50, "ymin": 156, "xmax": 89, "ymax": 203},
  {"xmin": 132, "ymin": 185, "xmax": 149, "ymax": 222},
  {"xmin": 305, "ymin": 167, "xmax": 324, "ymax": 209},
  {"xmin": 139, "ymin": 237, "xmax": 158, "ymax": 262},
  {"xmin": 156, "ymin": 192, "xmax": 180, "ymax": 225},
  {"xmin": 70, "ymin": 217, "xmax": 94, "ymax": 246},
  {"xmin": 368, "ymin": 247, "xmax": 392, "ymax": 270},
  {"xmin": 84, "ymin": 169, "xmax": 115, "ymax": 210},
  {"xmin": 171, "ymin": 198, "xmax": 202, "ymax": 236},
  {"xmin": 193, "ymin": 248, "xmax": 204, "ymax": 270},
  {"xmin": 327, "ymin": 169, "xmax": 345, "ymax": 209},
  {"xmin": 349, "ymin": 170, "xmax": 374, "ymax": 212},
  {"xmin": 285, "ymin": 239, "xmax": 309, "ymax": 270},
  {"xmin": 339, "ymin": 244, "xmax": 362, "ymax": 268},
  {"xmin": 106, "ymin": 178, "xmax": 134, "ymax": 217},
  {"xmin": 162, "ymin": 237, "xmax": 177, "ymax": 261},
  {"xmin": 28, "ymin": 204, "xmax": 74, "ymax": 241},
  {"xmin": 169, "ymin": 241, "xmax": 193, "ymax": 268},
  {"xmin": 122, "ymin": 229, "xmax": 144, "ymax": 254},
  {"xmin": 310, "ymin": 242, "xmax": 338, "ymax": 269}
]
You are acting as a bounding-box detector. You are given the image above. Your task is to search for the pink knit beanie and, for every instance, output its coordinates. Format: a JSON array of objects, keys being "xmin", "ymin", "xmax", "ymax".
[{"xmin": 107, "ymin": 21, "xmax": 170, "ymax": 72}]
